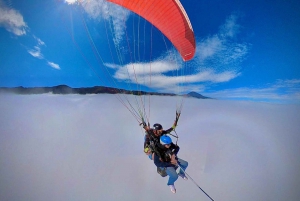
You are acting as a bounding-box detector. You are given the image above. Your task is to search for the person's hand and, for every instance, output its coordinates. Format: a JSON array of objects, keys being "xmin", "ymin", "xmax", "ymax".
[
  {"xmin": 144, "ymin": 147, "xmax": 151, "ymax": 155},
  {"xmin": 172, "ymin": 122, "xmax": 176, "ymax": 129},
  {"xmin": 170, "ymin": 154, "xmax": 178, "ymax": 166},
  {"xmin": 140, "ymin": 121, "xmax": 149, "ymax": 130}
]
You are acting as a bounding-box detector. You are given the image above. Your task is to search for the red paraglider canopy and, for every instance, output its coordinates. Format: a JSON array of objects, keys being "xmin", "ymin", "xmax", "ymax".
[{"xmin": 107, "ymin": 0, "xmax": 196, "ymax": 61}]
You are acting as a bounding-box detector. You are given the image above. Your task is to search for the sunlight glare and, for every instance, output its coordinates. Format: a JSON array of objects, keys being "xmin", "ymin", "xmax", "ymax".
[{"xmin": 65, "ymin": 0, "xmax": 77, "ymax": 4}]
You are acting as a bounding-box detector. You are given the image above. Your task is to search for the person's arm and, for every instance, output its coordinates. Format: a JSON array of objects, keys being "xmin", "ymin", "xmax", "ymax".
[
  {"xmin": 170, "ymin": 143, "xmax": 180, "ymax": 155},
  {"xmin": 163, "ymin": 122, "xmax": 176, "ymax": 133},
  {"xmin": 163, "ymin": 112, "xmax": 180, "ymax": 133},
  {"xmin": 153, "ymin": 153, "xmax": 174, "ymax": 167},
  {"xmin": 163, "ymin": 127, "xmax": 174, "ymax": 134},
  {"xmin": 143, "ymin": 125, "xmax": 150, "ymax": 131},
  {"xmin": 140, "ymin": 120, "xmax": 150, "ymax": 132},
  {"xmin": 144, "ymin": 134, "xmax": 150, "ymax": 148}
]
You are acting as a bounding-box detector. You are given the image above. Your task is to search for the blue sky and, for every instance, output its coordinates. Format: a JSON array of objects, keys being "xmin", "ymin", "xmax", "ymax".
[{"xmin": 0, "ymin": 0, "xmax": 299, "ymax": 103}]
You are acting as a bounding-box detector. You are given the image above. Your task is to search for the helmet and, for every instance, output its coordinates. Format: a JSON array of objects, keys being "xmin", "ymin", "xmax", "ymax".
[
  {"xmin": 153, "ymin": 123, "xmax": 163, "ymax": 130},
  {"xmin": 160, "ymin": 135, "xmax": 172, "ymax": 145}
]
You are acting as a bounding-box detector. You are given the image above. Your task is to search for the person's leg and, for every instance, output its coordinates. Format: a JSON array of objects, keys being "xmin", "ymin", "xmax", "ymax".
[
  {"xmin": 165, "ymin": 167, "xmax": 178, "ymax": 185},
  {"xmin": 177, "ymin": 158, "xmax": 188, "ymax": 175}
]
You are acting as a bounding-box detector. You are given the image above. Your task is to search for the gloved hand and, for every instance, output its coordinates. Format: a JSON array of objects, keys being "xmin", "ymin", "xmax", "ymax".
[
  {"xmin": 140, "ymin": 121, "xmax": 149, "ymax": 130},
  {"xmin": 172, "ymin": 112, "xmax": 180, "ymax": 129},
  {"xmin": 144, "ymin": 147, "xmax": 151, "ymax": 155},
  {"xmin": 140, "ymin": 121, "xmax": 146, "ymax": 127}
]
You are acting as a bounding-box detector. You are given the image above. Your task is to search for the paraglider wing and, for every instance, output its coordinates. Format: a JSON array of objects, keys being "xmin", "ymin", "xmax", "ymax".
[{"xmin": 107, "ymin": 0, "xmax": 196, "ymax": 61}]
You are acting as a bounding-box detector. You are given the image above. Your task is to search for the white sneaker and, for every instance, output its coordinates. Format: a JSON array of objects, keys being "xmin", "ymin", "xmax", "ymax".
[
  {"xmin": 169, "ymin": 185, "xmax": 176, "ymax": 193},
  {"xmin": 178, "ymin": 174, "xmax": 188, "ymax": 180}
]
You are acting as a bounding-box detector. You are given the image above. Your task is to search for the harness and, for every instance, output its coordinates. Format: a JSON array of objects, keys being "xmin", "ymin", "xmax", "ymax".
[
  {"xmin": 145, "ymin": 130, "xmax": 178, "ymax": 177},
  {"xmin": 145, "ymin": 129, "xmax": 162, "ymax": 159}
]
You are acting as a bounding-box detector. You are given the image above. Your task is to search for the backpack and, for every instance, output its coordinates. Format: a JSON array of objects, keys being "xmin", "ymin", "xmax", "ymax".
[{"xmin": 157, "ymin": 167, "xmax": 167, "ymax": 177}]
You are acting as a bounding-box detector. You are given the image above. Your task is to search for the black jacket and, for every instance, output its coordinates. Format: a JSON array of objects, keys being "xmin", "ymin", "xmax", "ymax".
[{"xmin": 153, "ymin": 143, "xmax": 180, "ymax": 168}]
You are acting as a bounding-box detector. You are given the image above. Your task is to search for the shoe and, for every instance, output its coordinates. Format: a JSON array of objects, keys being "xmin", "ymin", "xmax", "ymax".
[
  {"xmin": 169, "ymin": 185, "xmax": 176, "ymax": 193},
  {"xmin": 178, "ymin": 174, "xmax": 188, "ymax": 180}
]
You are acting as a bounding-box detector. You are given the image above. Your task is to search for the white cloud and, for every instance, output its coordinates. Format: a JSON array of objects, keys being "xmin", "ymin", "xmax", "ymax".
[
  {"xmin": 64, "ymin": 0, "xmax": 77, "ymax": 4},
  {"xmin": 68, "ymin": 0, "xmax": 130, "ymax": 45},
  {"xmin": 47, "ymin": 61, "xmax": 60, "ymax": 70},
  {"xmin": 111, "ymin": 60, "xmax": 179, "ymax": 77},
  {"xmin": 274, "ymin": 79, "xmax": 300, "ymax": 88},
  {"xmin": 0, "ymin": 1, "xmax": 58, "ymax": 71},
  {"xmin": 27, "ymin": 36, "xmax": 61, "ymax": 70},
  {"xmin": 204, "ymin": 79, "xmax": 300, "ymax": 103},
  {"xmin": 140, "ymin": 71, "xmax": 239, "ymax": 93},
  {"xmin": 107, "ymin": 59, "xmax": 240, "ymax": 93},
  {"xmin": 28, "ymin": 46, "xmax": 43, "ymax": 59},
  {"xmin": 34, "ymin": 35, "xmax": 46, "ymax": 46},
  {"xmin": 103, "ymin": 14, "xmax": 248, "ymax": 94},
  {"xmin": 197, "ymin": 35, "xmax": 222, "ymax": 61},
  {"xmin": 68, "ymin": 5, "xmax": 248, "ymax": 95},
  {"xmin": 196, "ymin": 14, "xmax": 249, "ymax": 71},
  {"xmin": 219, "ymin": 14, "xmax": 240, "ymax": 38},
  {"xmin": 0, "ymin": 0, "xmax": 27, "ymax": 36},
  {"xmin": 27, "ymin": 37, "xmax": 46, "ymax": 59}
]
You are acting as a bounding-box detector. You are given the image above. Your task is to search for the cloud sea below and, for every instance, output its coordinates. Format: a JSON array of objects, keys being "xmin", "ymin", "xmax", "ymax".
[{"xmin": 0, "ymin": 94, "xmax": 299, "ymax": 201}]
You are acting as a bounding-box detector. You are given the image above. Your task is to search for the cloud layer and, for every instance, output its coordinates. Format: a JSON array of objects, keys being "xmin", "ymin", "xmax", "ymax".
[
  {"xmin": 205, "ymin": 79, "xmax": 300, "ymax": 103},
  {"xmin": 0, "ymin": 94, "xmax": 299, "ymax": 201}
]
